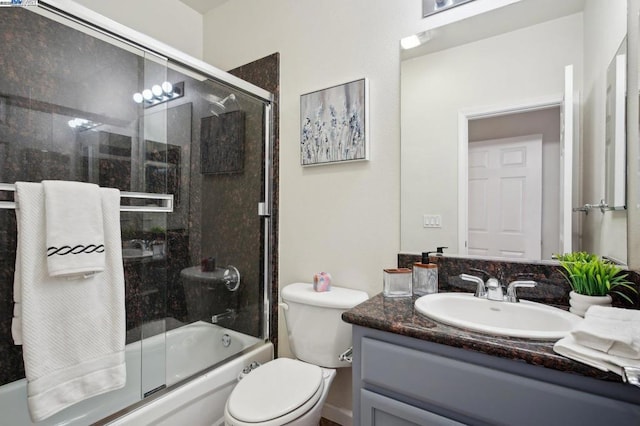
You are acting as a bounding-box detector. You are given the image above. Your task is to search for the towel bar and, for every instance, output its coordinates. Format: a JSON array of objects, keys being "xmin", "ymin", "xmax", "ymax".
[
  {"xmin": 0, "ymin": 183, "xmax": 173, "ymax": 213},
  {"xmin": 572, "ymin": 199, "xmax": 610, "ymax": 215}
]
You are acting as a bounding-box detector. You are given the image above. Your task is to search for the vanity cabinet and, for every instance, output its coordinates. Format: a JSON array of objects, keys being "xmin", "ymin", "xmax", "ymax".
[{"xmin": 352, "ymin": 325, "xmax": 640, "ymax": 426}]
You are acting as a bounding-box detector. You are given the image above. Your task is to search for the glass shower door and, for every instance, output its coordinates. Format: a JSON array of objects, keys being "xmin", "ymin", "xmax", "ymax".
[{"xmin": 158, "ymin": 61, "xmax": 270, "ymax": 387}]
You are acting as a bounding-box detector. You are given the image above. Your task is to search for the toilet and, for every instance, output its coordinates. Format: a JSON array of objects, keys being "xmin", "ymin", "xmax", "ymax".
[{"xmin": 224, "ymin": 282, "xmax": 368, "ymax": 426}]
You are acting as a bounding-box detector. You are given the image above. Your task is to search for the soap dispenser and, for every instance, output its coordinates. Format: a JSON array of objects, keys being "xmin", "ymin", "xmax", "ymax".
[{"xmin": 412, "ymin": 247, "xmax": 446, "ymax": 296}]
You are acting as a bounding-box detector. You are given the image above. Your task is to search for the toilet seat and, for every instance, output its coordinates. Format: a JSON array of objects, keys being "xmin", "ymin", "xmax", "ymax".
[{"xmin": 226, "ymin": 358, "xmax": 324, "ymax": 425}]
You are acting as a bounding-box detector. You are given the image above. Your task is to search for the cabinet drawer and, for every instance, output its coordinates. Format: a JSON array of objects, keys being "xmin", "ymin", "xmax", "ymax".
[
  {"xmin": 360, "ymin": 337, "xmax": 640, "ymax": 425},
  {"xmin": 361, "ymin": 389, "xmax": 464, "ymax": 426}
]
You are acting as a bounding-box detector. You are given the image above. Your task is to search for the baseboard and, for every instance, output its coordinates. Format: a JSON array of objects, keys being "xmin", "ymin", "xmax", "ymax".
[{"xmin": 321, "ymin": 403, "xmax": 353, "ymax": 426}]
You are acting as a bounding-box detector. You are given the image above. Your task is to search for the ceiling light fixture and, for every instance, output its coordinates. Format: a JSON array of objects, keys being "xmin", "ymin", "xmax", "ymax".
[
  {"xmin": 400, "ymin": 31, "xmax": 432, "ymax": 50},
  {"xmin": 401, "ymin": 35, "xmax": 421, "ymax": 50}
]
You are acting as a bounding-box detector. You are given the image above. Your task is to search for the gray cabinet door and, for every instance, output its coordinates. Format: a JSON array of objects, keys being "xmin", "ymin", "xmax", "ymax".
[
  {"xmin": 360, "ymin": 389, "xmax": 464, "ymax": 426},
  {"xmin": 360, "ymin": 336, "xmax": 640, "ymax": 425}
]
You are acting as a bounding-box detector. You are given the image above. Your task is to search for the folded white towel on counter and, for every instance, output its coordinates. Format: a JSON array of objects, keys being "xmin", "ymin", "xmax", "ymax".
[
  {"xmin": 13, "ymin": 182, "xmax": 126, "ymax": 422},
  {"xmin": 43, "ymin": 180, "xmax": 105, "ymax": 279},
  {"xmin": 570, "ymin": 306, "xmax": 640, "ymax": 359},
  {"xmin": 554, "ymin": 335, "xmax": 640, "ymax": 377}
]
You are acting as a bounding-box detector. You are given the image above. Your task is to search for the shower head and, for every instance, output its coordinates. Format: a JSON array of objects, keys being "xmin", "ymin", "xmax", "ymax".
[
  {"xmin": 212, "ymin": 94, "xmax": 236, "ymax": 109},
  {"xmin": 207, "ymin": 93, "xmax": 238, "ymax": 116}
]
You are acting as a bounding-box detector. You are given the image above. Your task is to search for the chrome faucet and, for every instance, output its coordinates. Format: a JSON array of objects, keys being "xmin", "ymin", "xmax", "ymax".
[
  {"xmin": 212, "ymin": 308, "xmax": 236, "ymax": 324},
  {"xmin": 485, "ymin": 277, "xmax": 504, "ymax": 301},
  {"xmin": 506, "ymin": 280, "xmax": 537, "ymax": 303},
  {"xmin": 460, "ymin": 273, "xmax": 537, "ymax": 303},
  {"xmin": 460, "ymin": 274, "xmax": 486, "ymax": 298}
]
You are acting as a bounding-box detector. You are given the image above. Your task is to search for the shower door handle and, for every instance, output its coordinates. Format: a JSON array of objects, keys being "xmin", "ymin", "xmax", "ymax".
[{"xmin": 258, "ymin": 202, "xmax": 270, "ymax": 217}]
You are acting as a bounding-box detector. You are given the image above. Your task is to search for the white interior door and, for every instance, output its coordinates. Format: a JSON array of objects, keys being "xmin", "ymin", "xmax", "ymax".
[
  {"xmin": 468, "ymin": 135, "xmax": 543, "ymax": 259},
  {"xmin": 559, "ymin": 64, "xmax": 575, "ymax": 254}
]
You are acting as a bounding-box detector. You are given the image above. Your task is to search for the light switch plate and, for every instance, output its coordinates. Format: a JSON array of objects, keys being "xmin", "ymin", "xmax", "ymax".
[{"xmin": 423, "ymin": 214, "xmax": 442, "ymax": 228}]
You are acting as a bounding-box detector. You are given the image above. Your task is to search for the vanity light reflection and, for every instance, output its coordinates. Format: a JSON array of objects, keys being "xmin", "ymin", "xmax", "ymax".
[{"xmin": 133, "ymin": 81, "xmax": 184, "ymax": 107}]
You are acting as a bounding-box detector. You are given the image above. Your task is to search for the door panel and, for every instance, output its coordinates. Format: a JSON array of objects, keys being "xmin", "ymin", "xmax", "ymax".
[{"xmin": 468, "ymin": 135, "xmax": 542, "ymax": 259}]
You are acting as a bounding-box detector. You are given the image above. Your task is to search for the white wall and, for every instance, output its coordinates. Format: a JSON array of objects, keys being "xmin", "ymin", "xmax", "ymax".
[
  {"xmin": 581, "ymin": 0, "xmax": 628, "ymax": 262},
  {"xmin": 70, "ymin": 0, "xmax": 203, "ymax": 59},
  {"xmin": 201, "ymin": 0, "xmax": 430, "ymax": 420},
  {"xmin": 401, "ymin": 13, "xmax": 584, "ymax": 254}
]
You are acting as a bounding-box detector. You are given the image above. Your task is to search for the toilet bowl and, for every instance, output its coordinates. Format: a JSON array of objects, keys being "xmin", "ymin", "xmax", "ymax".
[
  {"xmin": 224, "ymin": 282, "xmax": 368, "ymax": 426},
  {"xmin": 224, "ymin": 358, "xmax": 336, "ymax": 426}
]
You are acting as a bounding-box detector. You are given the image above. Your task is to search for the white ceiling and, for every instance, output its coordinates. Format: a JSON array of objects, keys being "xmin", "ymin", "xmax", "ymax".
[{"xmin": 179, "ymin": 0, "xmax": 229, "ymax": 14}]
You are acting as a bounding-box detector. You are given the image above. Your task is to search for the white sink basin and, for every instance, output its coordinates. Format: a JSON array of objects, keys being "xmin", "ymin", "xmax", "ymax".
[{"xmin": 415, "ymin": 293, "xmax": 582, "ymax": 340}]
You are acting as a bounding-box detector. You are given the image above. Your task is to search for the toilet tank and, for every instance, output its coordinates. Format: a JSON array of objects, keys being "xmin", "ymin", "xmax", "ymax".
[{"xmin": 281, "ymin": 282, "xmax": 368, "ymax": 368}]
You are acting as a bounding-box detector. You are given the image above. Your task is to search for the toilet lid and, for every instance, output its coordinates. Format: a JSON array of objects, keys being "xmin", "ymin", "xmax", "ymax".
[{"xmin": 227, "ymin": 358, "xmax": 323, "ymax": 423}]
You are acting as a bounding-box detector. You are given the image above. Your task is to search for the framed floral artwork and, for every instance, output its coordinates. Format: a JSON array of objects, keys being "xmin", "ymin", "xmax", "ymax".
[{"xmin": 300, "ymin": 78, "xmax": 369, "ymax": 166}]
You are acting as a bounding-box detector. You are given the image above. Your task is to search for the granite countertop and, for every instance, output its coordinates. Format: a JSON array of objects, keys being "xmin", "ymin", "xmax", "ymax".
[{"xmin": 342, "ymin": 293, "xmax": 622, "ymax": 383}]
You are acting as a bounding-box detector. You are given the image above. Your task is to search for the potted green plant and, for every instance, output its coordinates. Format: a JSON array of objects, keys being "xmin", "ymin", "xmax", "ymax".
[
  {"xmin": 149, "ymin": 226, "xmax": 166, "ymax": 240},
  {"xmin": 555, "ymin": 252, "xmax": 637, "ymax": 316}
]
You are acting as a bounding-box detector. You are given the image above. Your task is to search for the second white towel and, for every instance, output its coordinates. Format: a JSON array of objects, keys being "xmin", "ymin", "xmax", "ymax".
[
  {"xmin": 554, "ymin": 335, "xmax": 640, "ymax": 377},
  {"xmin": 43, "ymin": 180, "xmax": 105, "ymax": 279},
  {"xmin": 571, "ymin": 305, "xmax": 640, "ymax": 359}
]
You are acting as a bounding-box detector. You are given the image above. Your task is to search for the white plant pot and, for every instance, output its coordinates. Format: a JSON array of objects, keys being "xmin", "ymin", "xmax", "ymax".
[{"xmin": 569, "ymin": 291, "xmax": 612, "ymax": 317}]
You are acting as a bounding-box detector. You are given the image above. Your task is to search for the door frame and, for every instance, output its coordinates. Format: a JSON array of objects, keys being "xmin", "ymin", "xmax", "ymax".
[{"xmin": 457, "ymin": 95, "xmax": 563, "ymax": 255}]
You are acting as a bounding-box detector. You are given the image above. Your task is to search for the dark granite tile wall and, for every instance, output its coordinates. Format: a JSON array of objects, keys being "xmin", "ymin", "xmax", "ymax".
[
  {"xmin": 198, "ymin": 97, "xmax": 263, "ymax": 337},
  {"xmin": 229, "ymin": 53, "xmax": 280, "ymax": 353},
  {"xmin": 398, "ymin": 253, "xmax": 640, "ymax": 309}
]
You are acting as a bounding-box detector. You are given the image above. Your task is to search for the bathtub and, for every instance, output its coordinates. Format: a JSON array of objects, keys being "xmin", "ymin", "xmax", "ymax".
[{"xmin": 0, "ymin": 321, "xmax": 273, "ymax": 426}]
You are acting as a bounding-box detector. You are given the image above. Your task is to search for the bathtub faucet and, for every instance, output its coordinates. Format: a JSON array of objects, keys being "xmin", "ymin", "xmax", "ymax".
[{"xmin": 212, "ymin": 308, "xmax": 236, "ymax": 324}]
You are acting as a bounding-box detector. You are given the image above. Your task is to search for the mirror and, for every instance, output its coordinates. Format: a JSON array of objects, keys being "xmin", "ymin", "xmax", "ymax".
[
  {"xmin": 605, "ymin": 38, "xmax": 627, "ymax": 210},
  {"xmin": 400, "ymin": 0, "xmax": 630, "ymax": 264}
]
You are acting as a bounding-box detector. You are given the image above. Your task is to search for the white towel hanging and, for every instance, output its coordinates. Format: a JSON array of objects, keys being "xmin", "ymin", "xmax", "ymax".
[{"xmin": 13, "ymin": 182, "xmax": 126, "ymax": 422}]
